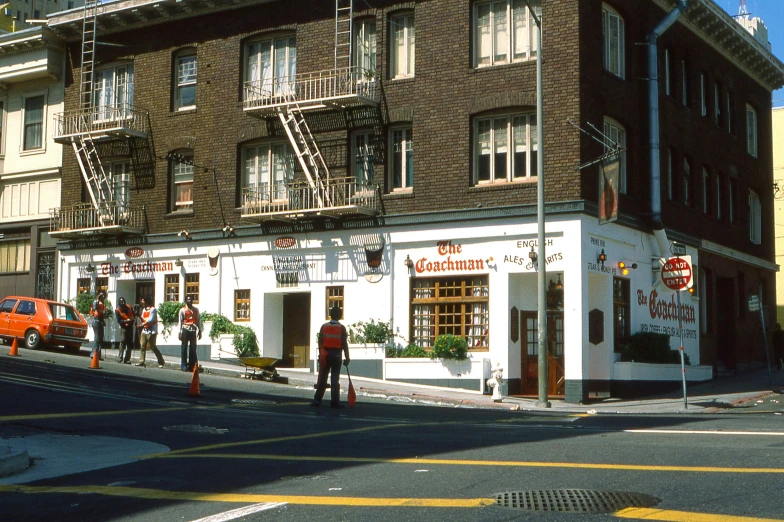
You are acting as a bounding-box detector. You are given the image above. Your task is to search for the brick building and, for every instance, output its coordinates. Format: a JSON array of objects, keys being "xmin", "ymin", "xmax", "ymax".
[{"xmin": 45, "ymin": 0, "xmax": 784, "ymax": 401}]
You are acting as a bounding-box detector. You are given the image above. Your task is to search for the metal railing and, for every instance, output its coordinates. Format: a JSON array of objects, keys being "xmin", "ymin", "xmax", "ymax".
[
  {"xmin": 50, "ymin": 201, "xmax": 146, "ymax": 235},
  {"xmin": 243, "ymin": 66, "xmax": 379, "ymax": 111},
  {"xmin": 53, "ymin": 104, "xmax": 150, "ymax": 139},
  {"xmin": 241, "ymin": 177, "xmax": 379, "ymax": 217}
]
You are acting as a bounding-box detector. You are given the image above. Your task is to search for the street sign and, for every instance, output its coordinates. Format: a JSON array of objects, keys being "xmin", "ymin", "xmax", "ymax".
[
  {"xmin": 661, "ymin": 255, "xmax": 693, "ymax": 291},
  {"xmin": 670, "ymin": 242, "xmax": 687, "ymax": 256},
  {"xmin": 748, "ymin": 295, "xmax": 760, "ymax": 312}
]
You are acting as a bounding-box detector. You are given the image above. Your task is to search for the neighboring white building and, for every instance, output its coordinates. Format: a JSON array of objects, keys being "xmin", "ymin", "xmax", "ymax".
[
  {"xmin": 0, "ymin": 26, "xmax": 65, "ymax": 299},
  {"xmin": 774, "ymin": 107, "xmax": 784, "ymax": 324}
]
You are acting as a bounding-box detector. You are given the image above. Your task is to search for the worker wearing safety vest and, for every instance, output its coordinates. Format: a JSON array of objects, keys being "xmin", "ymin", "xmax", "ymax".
[
  {"xmin": 136, "ymin": 297, "xmax": 165, "ymax": 367},
  {"xmin": 178, "ymin": 295, "xmax": 203, "ymax": 372},
  {"xmin": 90, "ymin": 292, "xmax": 107, "ymax": 360},
  {"xmin": 312, "ymin": 305, "xmax": 350, "ymax": 408},
  {"xmin": 114, "ymin": 297, "xmax": 135, "ymax": 364}
]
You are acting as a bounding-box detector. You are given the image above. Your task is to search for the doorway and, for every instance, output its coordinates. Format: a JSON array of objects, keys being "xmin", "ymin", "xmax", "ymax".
[
  {"xmin": 280, "ymin": 293, "xmax": 311, "ymax": 368},
  {"xmin": 520, "ymin": 311, "xmax": 565, "ymax": 396},
  {"xmin": 135, "ymin": 281, "xmax": 155, "ymax": 306}
]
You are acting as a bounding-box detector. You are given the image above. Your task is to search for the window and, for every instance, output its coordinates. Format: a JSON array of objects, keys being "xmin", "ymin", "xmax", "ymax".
[
  {"xmin": 15, "ymin": 300, "xmax": 36, "ymax": 316},
  {"xmin": 603, "ymin": 117, "xmax": 626, "ymax": 193},
  {"xmin": 390, "ymin": 126, "xmax": 413, "ymax": 190},
  {"xmin": 713, "ymin": 83, "xmax": 722, "ymax": 128},
  {"xmin": 0, "ymin": 101, "xmax": 4, "ymax": 155},
  {"xmin": 602, "ymin": 4, "xmax": 625, "ymax": 79},
  {"xmin": 729, "ymin": 178, "xmax": 738, "ymax": 225},
  {"xmin": 108, "ymin": 161, "xmax": 130, "ymax": 206},
  {"xmin": 737, "ymin": 271, "xmax": 745, "ymax": 319},
  {"xmin": 165, "ymin": 274, "xmax": 180, "ymax": 302},
  {"xmin": 475, "ymin": 113, "xmax": 537, "ymax": 184},
  {"xmin": 666, "ymin": 148, "xmax": 676, "ymax": 201},
  {"xmin": 234, "ymin": 289, "xmax": 250, "ymax": 322},
  {"xmin": 244, "ymin": 36, "xmax": 296, "ymax": 99},
  {"xmin": 242, "ymin": 142, "xmax": 295, "ymax": 202},
  {"xmin": 390, "ymin": 13, "xmax": 415, "ymax": 78},
  {"xmin": 354, "ymin": 19, "xmax": 376, "ymax": 79},
  {"xmin": 0, "ymin": 298, "xmax": 17, "ymax": 313},
  {"xmin": 352, "ymin": 131, "xmax": 375, "ymax": 182},
  {"xmin": 174, "ymin": 51, "xmax": 197, "ymax": 111},
  {"xmin": 326, "ymin": 286, "xmax": 344, "ymax": 319},
  {"xmin": 93, "ymin": 64, "xmax": 133, "ymax": 120},
  {"xmin": 474, "ymin": 0, "xmax": 540, "ymax": 67},
  {"xmin": 702, "ymin": 167, "xmax": 710, "ymax": 215},
  {"xmin": 663, "ymin": 48, "xmax": 672, "ymax": 96},
  {"xmin": 726, "ymin": 90, "xmax": 735, "ymax": 134},
  {"xmin": 185, "ymin": 273, "xmax": 199, "ymax": 303},
  {"xmin": 682, "ymin": 157, "xmax": 691, "ymax": 208},
  {"xmin": 681, "ymin": 60, "xmax": 689, "ymax": 106},
  {"xmin": 23, "ymin": 95, "xmax": 44, "ymax": 151},
  {"xmin": 411, "ymin": 276, "xmax": 489, "ymax": 349},
  {"xmin": 613, "ymin": 277, "xmax": 630, "ymax": 348},
  {"xmin": 95, "ymin": 277, "xmax": 108, "ymax": 295},
  {"xmin": 699, "ymin": 72, "xmax": 707, "ymax": 117},
  {"xmin": 749, "ymin": 189, "xmax": 761, "ymax": 244},
  {"xmin": 0, "ymin": 239, "xmax": 30, "ymax": 272},
  {"xmin": 170, "ymin": 152, "xmax": 194, "ymax": 212},
  {"xmin": 746, "ymin": 104, "xmax": 757, "ymax": 157},
  {"xmin": 77, "ymin": 278, "xmax": 91, "ymax": 294},
  {"xmin": 715, "ymin": 174, "xmax": 722, "ymax": 220}
]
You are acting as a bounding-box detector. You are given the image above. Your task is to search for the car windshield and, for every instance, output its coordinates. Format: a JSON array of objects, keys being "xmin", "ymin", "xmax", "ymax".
[{"xmin": 49, "ymin": 303, "xmax": 79, "ymax": 321}]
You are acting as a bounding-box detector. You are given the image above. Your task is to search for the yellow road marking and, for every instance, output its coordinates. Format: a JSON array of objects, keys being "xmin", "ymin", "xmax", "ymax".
[
  {"xmin": 0, "ymin": 406, "xmax": 203, "ymax": 422},
  {"xmin": 155, "ymin": 453, "xmax": 784, "ymax": 474},
  {"xmin": 616, "ymin": 507, "xmax": 783, "ymax": 522}
]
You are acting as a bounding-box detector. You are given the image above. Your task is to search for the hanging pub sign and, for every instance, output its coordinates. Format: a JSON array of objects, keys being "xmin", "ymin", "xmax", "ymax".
[
  {"xmin": 125, "ymin": 247, "xmax": 144, "ymax": 258},
  {"xmin": 274, "ymin": 237, "xmax": 296, "ymax": 249},
  {"xmin": 598, "ymin": 157, "xmax": 619, "ymax": 225}
]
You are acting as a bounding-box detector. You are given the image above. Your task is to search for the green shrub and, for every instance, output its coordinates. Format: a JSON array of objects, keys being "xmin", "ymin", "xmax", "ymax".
[
  {"xmin": 156, "ymin": 301, "xmax": 184, "ymax": 336},
  {"xmin": 232, "ymin": 325, "xmax": 260, "ymax": 357},
  {"xmin": 204, "ymin": 313, "xmax": 234, "ymax": 342},
  {"xmin": 429, "ymin": 334, "xmax": 468, "ymax": 361},
  {"xmin": 348, "ymin": 319, "xmax": 393, "ymax": 344},
  {"xmin": 386, "ymin": 343, "xmax": 428, "ymax": 358},
  {"xmin": 619, "ymin": 332, "xmax": 690, "ymax": 365},
  {"xmin": 70, "ymin": 293, "xmax": 113, "ymax": 320}
]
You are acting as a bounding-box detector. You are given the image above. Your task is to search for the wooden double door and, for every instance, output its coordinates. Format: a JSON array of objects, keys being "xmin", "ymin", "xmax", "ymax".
[{"xmin": 520, "ymin": 311, "xmax": 565, "ymax": 396}]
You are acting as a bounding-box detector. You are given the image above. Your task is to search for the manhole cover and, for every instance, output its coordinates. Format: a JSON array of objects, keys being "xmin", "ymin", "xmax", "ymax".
[
  {"xmin": 232, "ymin": 399, "xmax": 277, "ymax": 405},
  {"xmin": 492, "ymin": 490, "xmax": 659, "ymax": 513}
]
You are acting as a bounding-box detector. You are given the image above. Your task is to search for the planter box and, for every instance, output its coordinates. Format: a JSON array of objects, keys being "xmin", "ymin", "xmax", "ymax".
[
  {"xmin": 383, "ymin": 357, "xmax": 491, "ymax": 393},
  {"xmin": 211, "ymin": 334, "xmax": 236, "ymax": 360}
]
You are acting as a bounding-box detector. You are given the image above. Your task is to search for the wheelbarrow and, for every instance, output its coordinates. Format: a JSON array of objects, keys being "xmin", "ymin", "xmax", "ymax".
[{"xmin": 239, "ymin": 356, "xmax": 280, "ymax": 381}]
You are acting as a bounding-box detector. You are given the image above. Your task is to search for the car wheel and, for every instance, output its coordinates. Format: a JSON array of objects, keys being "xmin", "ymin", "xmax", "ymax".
[{"xmin": 25, "ymin": 329, "xmax": 41, "ymax": 349}]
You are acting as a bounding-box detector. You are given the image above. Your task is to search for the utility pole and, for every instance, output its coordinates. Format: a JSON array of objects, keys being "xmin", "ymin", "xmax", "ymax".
[{"xmin": 524, "ymin": 0, "xmax": 549, "ymax": 408}]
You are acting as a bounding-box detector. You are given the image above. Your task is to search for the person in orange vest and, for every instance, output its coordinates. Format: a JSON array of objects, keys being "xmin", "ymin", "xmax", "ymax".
[
  {"xmin": 312, "ymin": 305, "xmax": 350, "ymax": 408},
  {"xmin": 90, "ymin": 292, "xmax": 107, "ymax": 360},
  {"xmin": 136, "ymin": 296, "xmax": 165, "ymax": 367},
  {"xmin": 114, "ymin": 297, "xmax": 135, "ymax": 364},
  {"xmin": 178, "ymin": 295, "xmax": 203, "ymax": 372}
]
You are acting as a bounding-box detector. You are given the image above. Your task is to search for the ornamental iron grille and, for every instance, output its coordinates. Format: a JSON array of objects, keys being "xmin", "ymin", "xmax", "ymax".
[{"xmin": 36, "ymin": 251, "xmax": 56, "ymax": 301}]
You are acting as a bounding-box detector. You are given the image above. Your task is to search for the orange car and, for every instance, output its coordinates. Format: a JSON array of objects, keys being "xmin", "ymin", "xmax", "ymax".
[{"xmin": 0, "ymin": 296, "xmax": 89, "ymax": 353}]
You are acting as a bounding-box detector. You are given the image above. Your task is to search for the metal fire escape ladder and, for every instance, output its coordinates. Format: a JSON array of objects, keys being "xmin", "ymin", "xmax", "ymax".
[
  {"xmin": 73, "ymin": 133, "xmax": 114, "ymax": 224},
  {"xmin": 79, "ymin": 0, "xmax": 98, "ymax": 112},
  {"xmin": 277, "ymin": 106, "xmax": 332, "ymax": 208},
  {"xmin": 335, "ymin": 0, "xmax": 353, "ymax": 70}
]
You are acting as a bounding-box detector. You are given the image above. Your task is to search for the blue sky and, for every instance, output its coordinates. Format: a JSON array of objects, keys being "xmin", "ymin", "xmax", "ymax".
[{"xmin": 718, "ymin": 0, "xmax": 784, "ymax": 106}]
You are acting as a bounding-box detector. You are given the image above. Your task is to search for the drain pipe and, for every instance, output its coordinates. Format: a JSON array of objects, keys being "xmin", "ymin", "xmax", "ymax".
[{"xmin": 649, "ymin": 0, "xmax": 688, "ymax": 256}]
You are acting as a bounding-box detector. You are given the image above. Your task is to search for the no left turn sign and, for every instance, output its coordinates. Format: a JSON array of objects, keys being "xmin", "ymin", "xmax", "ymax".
[{"xmin": 661, "ymin": 255, "xmax": 693, "ymax": 291}]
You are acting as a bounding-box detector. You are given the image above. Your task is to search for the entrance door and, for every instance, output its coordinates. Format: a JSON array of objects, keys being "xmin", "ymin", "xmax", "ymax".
[
  {"xmin": 281, "ymin": 293, "xmax": 311, "ymax": 368},
  {"xmin": 135, "ymin": 282, "xmax": 155, "ymax": 306},
  {"xmin": 520, "ymin": 311, "xmax": 565, "ymax": 396}
]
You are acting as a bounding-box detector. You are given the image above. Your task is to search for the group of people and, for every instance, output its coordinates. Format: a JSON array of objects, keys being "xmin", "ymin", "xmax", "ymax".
[{"xmin": 90, "ymin": 293, "xmax": 202, "ymax": 372}]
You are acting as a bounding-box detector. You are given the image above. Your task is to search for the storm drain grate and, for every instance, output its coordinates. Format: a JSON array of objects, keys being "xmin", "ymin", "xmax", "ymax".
[
  {"xmin": 493, "ymin": 489, "xmax": 659, "ymax": 513},
  {"xmin": 232, "ymin": 399, "xmax": 277, "ymax": 405}
]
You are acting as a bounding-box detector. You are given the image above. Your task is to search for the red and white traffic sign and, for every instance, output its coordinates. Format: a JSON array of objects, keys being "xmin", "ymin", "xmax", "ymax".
[{"xmin": 661, "ymin": 255, "xmax": 693, "ymax": 291}]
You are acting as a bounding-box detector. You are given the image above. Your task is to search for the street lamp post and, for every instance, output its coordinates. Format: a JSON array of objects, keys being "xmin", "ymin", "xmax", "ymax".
[{"xmin": 524, "ymin": 0, "xmax": 550, "ymax": 408}]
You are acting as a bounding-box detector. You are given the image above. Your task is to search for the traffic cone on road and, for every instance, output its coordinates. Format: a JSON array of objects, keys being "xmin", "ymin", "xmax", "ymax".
[
  {"xmin": 89, "ymin": 350, "xmax": 100, "ymax": 369},
  {"xmin": 188, "ymin": 364, "xmax": 200, "ymax": 397},
  {"xmin": 8, "ymin": 338, "xmax": 19, "ymax": 357}
]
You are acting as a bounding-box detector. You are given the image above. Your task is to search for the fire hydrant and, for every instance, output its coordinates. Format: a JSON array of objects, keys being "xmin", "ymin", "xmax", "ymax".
[{"xmin": 486, "ymin": 364, "xmax": 504, "ymax": 402}]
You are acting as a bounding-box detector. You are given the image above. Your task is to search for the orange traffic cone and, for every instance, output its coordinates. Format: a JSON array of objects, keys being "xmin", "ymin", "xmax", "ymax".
[
  {"xmin": 89, "ymin": 350, "xmax": 100, "ymax": 369},
  {"xmin": 8, "ymin": 337, "xmax": 19, "ymax": 357},
  {"xmin": 188, "ymin": 365, "xmax": 200, "ymax": 397}
]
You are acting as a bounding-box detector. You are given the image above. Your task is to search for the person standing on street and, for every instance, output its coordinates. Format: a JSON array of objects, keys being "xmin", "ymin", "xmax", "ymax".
[
  {"xmin": 137, "ymin": 297, "xmax": 165, "ymax": 367},
  {"xmin": 178, "ymin": 295, "xmax": 203, "ymax": 372},
  {"xmin": 773, "ymin": 323, "xmax": 784, "ymax": 370},
  {"xmin": 115, "ymin": 297, "xmax": 135, "ymax": 363},
  {"xmin": 312, "ymin": 306, "xmax": 350, "ymax": 408},
  {"xmin": 90, "ymin": 292, "xmax": 107, "ymax": 360}
]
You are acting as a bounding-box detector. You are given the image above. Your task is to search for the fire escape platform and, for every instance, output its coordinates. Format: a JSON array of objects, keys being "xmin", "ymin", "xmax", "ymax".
[
  {"xmin": 52, "ymin": 106, "xmax": 151, "ymax": 144},
  {"xmin": 49, "ymin": 203, "xmax": 146, "ymax": 239}
]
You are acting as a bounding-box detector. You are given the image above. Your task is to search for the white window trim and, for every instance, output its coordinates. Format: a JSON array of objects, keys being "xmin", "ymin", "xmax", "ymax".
[
  {"xmin": 354, "ymin": 19, "xmax": 377, "ymax": 81},
  {"xmin": 171, "ymin": 153, "xmax": 194, "ymax": 212},
  {"xmin": 390, "ymin": 13, "xmax": 415, "ymax": 79},
  {"xmin": 603, "ymin": 117, "xmax": 626, "ymax": 194},
  {"xmin": 241, "ymin": 141, "xmax": 294, "ymax": 202},
  {"xmin": 474, "ymin": 112, "xmax": 538, "ymax": 185},
  {"xmin": 664, "ymin": 48, "xmax": 671, "ymax": 96},
  {"xmin": 726, "ymin": 91, "xmax": 734, "ymax": 134},
  {"xmin": 746, "ymin": 104, "xmax": 758, "ymax": 157},
  {"xmin": 93, "ymin": 64, "xmax": 134, "ymax": 123},
  {"xmin": 20, "ymin": 90, "xmax": 47, "ymax": 155},
  {"xmin": 175, "ymin": 51, "xmax": 197, "ymax": 111},
  {"xmin": 681, "ymin": 60, "xmax": 688, "ymax": 106},
  {"xmin": 713, "ymin": 83, "xmax": 721, "ymax": 127},
  {"xmin": 749, "ymin": 189, "xmax": 761, "ymax": 244},
  {"xmin": 243, "ymin": 35, "xmax": 297, "ymax": 100},
  {"xmin": 390, "ymin": 125, "xmax": 413, "ymax": 191},
  {"xmin": 602, "ymin": 3, "xmax": 625, "ymax": 79},
  {"xmin": 699, "ymin": 73, "xmax": 707, "ymax": 117},
  {"xmin": 351, "ymin": 130, "xmax": 375, "ymax": 183},
  {"xmin": 473, "ymin": 0, "xmax": 540, "ymax": 68},
  {"xmin": 682, "ymin": 157, "xmax": 691, "ymax": 207}
]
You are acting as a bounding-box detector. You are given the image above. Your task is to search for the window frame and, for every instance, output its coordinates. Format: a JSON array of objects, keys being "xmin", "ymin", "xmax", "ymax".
[
  {"xmin": 107, "ymin": 160, "xmax": 131, "ymax": 206},
  {"xmin": 613, "ymin": 277, "xmax": 630, "ymax": 349},
  {"xmin": 234, "ymin": 289, "xmax": 251, "ymax": 322},
  {"xmin": 601, "ymin": 3, "xmax": 625, "ymax": 79},
  {"xmin": 354, "ymin": 18, "xmax": 377, "ymax": 80},
  {"xmin": 748, "ymin": 189, "xmax": 761, "ymax": 245},
  {"xmin": 243, "ymin": 35, "xmax": 297, "ymax": 100},
  {"xmin": 702, "ymin": 166, "xmax": 710, "ymax": 215},
  {"xmin": 77, "ymin": 277, "xmax": 91, "ymax": 295},
  {"xmin": 715, "ymin": 173, "xmax": 722, "ymax": 220},
  {"xmin": 681, "ymin": 59, "xmax": 689, "ymax": 107},
  {"xmin": 746, "ymin": 104, "xmax": 758, "ymax": 157},
  {"xmin": 390, "ymin": 125, "xmax": 413, "ymax": 191},
  {"xmin": 169, "ymin": 150, "xmax": 194, "ymax": 213},
  {"xmin": 174, "ymin": 50, "xmax": 197, "ymax": 111},
  {"xmin": 326, "ymin": 286, "xmax": 344, "ymax": 320},
  {"xmin": 682, "ymin": 156, "xmax": 692, "ymax": 208},
  {"xmin": 726, "ymin": 90, "xmax": 735, "ymax": 134},
  {"xmin": 93, "ymin": 63, "xmax": 134, "ymax": 122},
  {"xmin": 713, "ymin": 82, "xmax": 722, "ymax": 128},
  {"xmin": 473, "ymin": 0, "xmax": 540, "ymax": 68},
  {"xmin": 666, "ymin": 147, "xmax": 675, "ymax": 201},
  {"xmin": 351, "ymin": 130, "xmax": 375, "ymax": 183},
  {"xmin": 0, "ymin": 238, "xmax": 31, "ymax": 273},
  {"xmin": 390, "ymin": 12, "xmax": 415, "ymax": 79},
  {"xmin": 474, "ymin": 112, "xmax": 538, "ymax": 185},
  {"xmin": 21, "ymin": 93, "xmax": 46, "ymax": 153},
  {"xmin": 663, "ymin": 48, "xmax": 672, "ymax": 97},
  {"xmin": 241, "ymin": 141, "xmax": 295, "ymax": 203},
  {"xmin": 699, "ymin": 72, "xmax": 707, "ymax": 117},
  {"xmin": 185, "ymin": 273, "xmax": 199, "ymax": 303},
  {"xmin": 729, "ymin": 177, "xmax": 737, "ymax": 225},
  {"xmin": 95, "ymin": 277, "xmax": 109, "ymax": 295},
  {"xmin": 165, "ymin": 274, "xmax": 180, "ymax": 302},
  {"xmin": 603, "ymin": 117, "xmax": 626, "ymax": 194}
]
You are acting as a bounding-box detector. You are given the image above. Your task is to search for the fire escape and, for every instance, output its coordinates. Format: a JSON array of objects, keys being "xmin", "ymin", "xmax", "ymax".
[
  {"xmin": 241, "ymin": 0, "xmax": 382, "ymax": 222},
  {"xmin": 50, "ymin": 0, "xmax": 152, "ymax": 239}
]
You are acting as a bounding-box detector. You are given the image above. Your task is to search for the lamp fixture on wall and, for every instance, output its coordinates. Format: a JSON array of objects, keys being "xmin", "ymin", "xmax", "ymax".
[
  {"xmin": 528, "ymin": 245, "xmax": 537, "ymax": 264},
  {"xmin": 556, "ymin": 274, "xmax": 563, "ymax": 290},
  {"xmin": 222, "ymin": 224, "xmax": 235, "ymax": 235},
  {"xmin": 85, "ymin": 263, "xmax": 95, "ymax": 273},
  {"xmin": 177, "ymin": 230, "xmax": 190, "ymax": 239},
  {"xmin": 174, "ymin": 258, "xmax": 183, "ymax": 267},
  {"xmin": 403, "ymin": 255, "xmax": 414, "ymax": 269},
  {"xmin": 597, "ymin": 249, "xmax": 607, "ymax": 268},
  {"xmin": 618, "ymin": 260, "xmax": 638, "ymax": 276}
]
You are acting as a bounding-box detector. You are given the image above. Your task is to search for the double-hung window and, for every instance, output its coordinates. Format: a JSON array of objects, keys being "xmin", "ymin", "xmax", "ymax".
[
  {"xmin": 746, "ymin": 104, "xmax": 757, "ymax": 157},
  {"xmin": 663, "ymin": 48, "xmax": 672, "ymax": 96},
  {"xmin": 699, "ymin": 72, "xmax": 707, "ymax": 117},
  {"xmin": 93, "ymin": 64, "xmax": 134, "ymax": 121},
  {"xmin": 354, "ymin": 20, "xmax": 376, "ymax": 80},
  {"xmin": 165, "ymin": 274, "xmax": 180, "ymax": 302},
  {"xmin": 171, "ymin": 153, "xmax": 194, "ymax": 212},
  {"xmin": 108, "ymin": 161, "xmax": 130, "ymax": 207},
  {"xmin": 242, "ymin": 142, "xmax": 295, "ymax": 202},
  {"xmin": 0, "ymin": 239, "xmax": 30, "ymax": 272},
  {"xmin": 390, "ymin": 126, "xmax": 413, "ymax": 190},
  {"xmin": 682, "ymin": 157, "xmax": 692, "ymax": 208},
  {"xmin": 474, "ymin": 0, "xmax": 540, "ymax": 67},
  {"xmin": 352, "ymin": 131, "xmax": 375, "ymax": 183},
  {"xmin": 749, "ymin": 189, "xmax": 761, "ymax": 244},
  {"xmin": 175, "ymin": 52, "xmax": 197, "ymax": 111},
  {"xmin": 22, "ymin": 95, "xmax": 44, "ymax": 151},
  {"xmin": 475, "ymin": 113, "xmax": 537, "ymax": 184},
  {"xmin": 681, "ymin": 60, "xmax": 689, "ymax": 106},
  {"xmin": 244, "ymin": 36, "xmax": 296, "ymax": 100},
  {"xmin": 714, "ymin": 82, "xmax": 722, "ymax": 128},
  {"xmin": 390, "ymin": 13, "xmax": 415, "ymax": 78},
  {"xmin": 602, "ymin": 4, "xmax": 624, "ymax": 79},
  {"xmin": 603, "ymin": 117, "xmax": 626, "ymax": 194}
]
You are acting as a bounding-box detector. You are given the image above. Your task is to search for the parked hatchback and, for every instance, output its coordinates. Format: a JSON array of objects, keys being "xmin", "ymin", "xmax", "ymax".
[{"xmin": 0, "ymin": 296, "xmax": 88, "ymax": 353}]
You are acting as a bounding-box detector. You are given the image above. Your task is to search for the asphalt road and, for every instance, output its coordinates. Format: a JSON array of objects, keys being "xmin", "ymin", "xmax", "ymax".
[{"xmin": 1, "ymin": 351, "xmax": 783, "ymax": 522}]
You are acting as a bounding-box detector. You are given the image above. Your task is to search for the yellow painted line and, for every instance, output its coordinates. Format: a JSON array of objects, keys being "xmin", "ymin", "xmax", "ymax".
[
  {"xmin": 155, "ymin": 453, "xmax": 784, "ymax": 474},
  {"xmin": 0, "ymin": 406, "xmax": 204, "ymax": 423},
  {"xmin": 615, "ymin": 507, "xmax": 784, "ymax": 522},
  {"xmin": 0, "ymin": 484, "xmax": 495, "ymax": 508}
]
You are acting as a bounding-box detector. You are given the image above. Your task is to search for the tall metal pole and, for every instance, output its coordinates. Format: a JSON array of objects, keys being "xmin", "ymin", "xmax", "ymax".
[{"xmin": 524, "ymin": 1, "xmax": 549, "ymax": 408}]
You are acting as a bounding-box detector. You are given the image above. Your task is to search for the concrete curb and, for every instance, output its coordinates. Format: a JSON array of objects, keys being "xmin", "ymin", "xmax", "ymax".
[{"xmin": 0, "ymin": 443, "xmax": 29, "ymax": 478}]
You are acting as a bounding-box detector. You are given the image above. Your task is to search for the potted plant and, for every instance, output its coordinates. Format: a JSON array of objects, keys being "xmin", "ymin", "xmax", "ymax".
[{"xmin": 156, "ymin": 300, "xmax": 183, "ymax": 339}]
